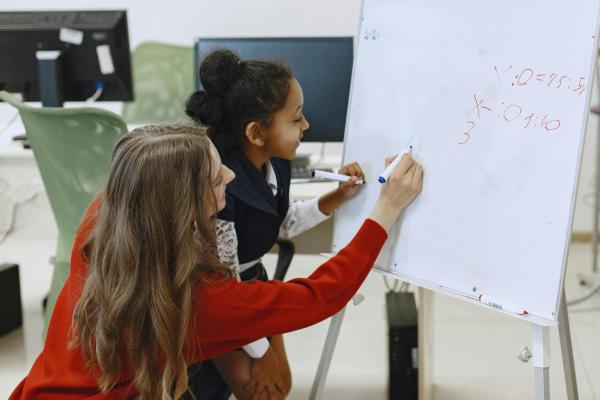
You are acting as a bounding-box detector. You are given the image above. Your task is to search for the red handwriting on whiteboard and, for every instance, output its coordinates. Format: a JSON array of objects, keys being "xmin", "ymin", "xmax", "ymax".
[
  {"xmin": 494, "ymin": 65, "xmax": 586, "ymax": 95},
  {"xmin": 467, "ymin": 94, "xmax": 492, "ymax": 119},
  {"xmin": 458, "ymin": 94, "xmax": 561, "ymax": 144}
]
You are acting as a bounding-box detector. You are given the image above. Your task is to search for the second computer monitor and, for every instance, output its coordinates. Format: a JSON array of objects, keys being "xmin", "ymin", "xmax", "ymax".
[{"xmin": 194, "ymin": 37, "xmax": 353, "ymax": 143}]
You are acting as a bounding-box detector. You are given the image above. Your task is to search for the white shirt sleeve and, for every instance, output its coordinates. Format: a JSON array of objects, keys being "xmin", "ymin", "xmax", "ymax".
[
  {"xmin": 263, "ymin": 160, "xmax": 331, "ymax": 239},
  {"xmin": 242, "ymin": 339, "xmax": 270, "ymax": 359},
  {"xmin": 278, "ymin": 196, "xmax": 331, "ymax": 239}
]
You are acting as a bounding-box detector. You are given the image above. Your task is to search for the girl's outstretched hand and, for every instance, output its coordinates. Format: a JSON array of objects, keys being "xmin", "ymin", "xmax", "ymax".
[{"xmin": 336, "ymin": 162, "xmax": 365, "ymax": 199}]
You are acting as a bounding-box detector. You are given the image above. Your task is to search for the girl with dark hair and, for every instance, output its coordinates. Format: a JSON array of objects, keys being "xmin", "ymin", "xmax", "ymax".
[
  {"xmin": 185, "ymin": 49, "xmax": 366, "ymax": 398},
  {"xmin": 9, "ymin": 123, "xmax": 423, "ymax": 399}
]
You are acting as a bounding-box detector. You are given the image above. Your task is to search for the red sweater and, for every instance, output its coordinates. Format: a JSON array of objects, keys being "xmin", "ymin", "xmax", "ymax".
[{"xmin": 10, "ymin": 200, "xmax": 387, "ymax": 399}]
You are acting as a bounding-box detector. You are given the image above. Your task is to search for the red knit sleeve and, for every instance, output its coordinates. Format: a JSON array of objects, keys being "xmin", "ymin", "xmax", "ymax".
[
  {"xmin": 69, "ymin": 196, "xmax": 101, "ymax": 274},
  {"xmin": 193, "ymin": 218, "xmax": 387, "ymax": 356}
]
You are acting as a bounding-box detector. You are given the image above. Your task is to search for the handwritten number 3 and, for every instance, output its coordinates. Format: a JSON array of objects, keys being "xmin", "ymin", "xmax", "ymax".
[{"xmin": 459, "ymin": 121, "xmax": 475, "ymax": 144}]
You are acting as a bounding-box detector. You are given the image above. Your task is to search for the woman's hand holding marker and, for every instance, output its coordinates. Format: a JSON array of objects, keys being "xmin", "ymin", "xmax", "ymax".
[{"xmin": 369, "ymin": 152, "xmax": 423, "ymax": 233}]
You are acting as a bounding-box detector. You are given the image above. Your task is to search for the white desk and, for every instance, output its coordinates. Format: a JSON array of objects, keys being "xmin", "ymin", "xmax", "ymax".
[{"xmin": 0, "ymin": 142, "xmax": 55, "ymax": 242}]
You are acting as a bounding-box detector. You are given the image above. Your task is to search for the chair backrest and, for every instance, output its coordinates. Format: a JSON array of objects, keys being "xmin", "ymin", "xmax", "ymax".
[
  {"xmin": 0, "ymin": 91, "xmax": 127, "ymax": 242},
  {"xmin": 1, "ymin": 90, "xmax": 128, "ymax": 330},
  {"xmin": 121, "ymin": 41, "xmax": 195, "ymax": 124}
]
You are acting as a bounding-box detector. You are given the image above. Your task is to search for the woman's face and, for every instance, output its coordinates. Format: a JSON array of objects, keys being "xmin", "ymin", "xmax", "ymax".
[
  {"xmin": 263, "ymin": 78, "xmax": 310, "ymax": 160},
  {"xmin": 206, "ymin": 142, "xmax": 235, "ymax": 217}
]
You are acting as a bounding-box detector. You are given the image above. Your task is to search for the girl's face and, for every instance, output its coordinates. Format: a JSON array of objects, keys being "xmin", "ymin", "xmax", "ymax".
[
  {"xmin": 263, "ymin": 78, "xmax": 310, "ymax": 160},
  {"xmin": 206, "ymin": 142, "xmax": 235, "ymax": 217}
]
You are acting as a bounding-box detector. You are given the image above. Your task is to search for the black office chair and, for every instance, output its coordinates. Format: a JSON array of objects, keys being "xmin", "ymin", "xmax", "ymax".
[{"xmin": 273, "ymin": 238, "xmax": 295, "ymax": 281}]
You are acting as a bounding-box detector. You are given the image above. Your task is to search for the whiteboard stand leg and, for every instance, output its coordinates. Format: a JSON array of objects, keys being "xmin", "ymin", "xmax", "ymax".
[
  {"xmin": 593, "ymin": 112, "xmax": 600, "ymax": 273},
  {"xmin": 418, "ymin": 287, "xmax": 434, "ymax": 400},
  {"xmin": 558, "ymin": 289, "xmax": 579, "ymax": 400},
  {"xmin": 533, "ymin": 324, "xmax": 550, "ymax": 400},
  {"xmin": 309, "ymin": 306, "xmax": 346, "ymax": 400},
  {"xmin": 593, "ymin": 50, "xmax": 600, "ymax": 273}
]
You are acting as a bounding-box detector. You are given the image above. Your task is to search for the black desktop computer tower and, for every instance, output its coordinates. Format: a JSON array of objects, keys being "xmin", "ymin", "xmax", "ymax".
[
  {"xmin": 386, "ymin": 291, "xmax": 418, "ymax": 400},
  {"xmin": 0, "ymin": 263, "xmax": 23, "ymax": 336}
]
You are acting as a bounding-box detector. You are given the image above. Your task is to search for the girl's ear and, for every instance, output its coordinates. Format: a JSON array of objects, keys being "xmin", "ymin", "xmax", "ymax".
[{"xmin": 244, "ymin": 121, "xmax": 265, "ymax": 147}]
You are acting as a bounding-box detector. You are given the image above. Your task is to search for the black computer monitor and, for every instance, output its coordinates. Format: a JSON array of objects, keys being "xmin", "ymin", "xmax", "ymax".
[
  {"xmin": 194, "ymin": 37, "xmax": 353, "ymax": 143},
  {"xmin": 0, "ymin": 10, "xmax": 133, "ymax": 107}
]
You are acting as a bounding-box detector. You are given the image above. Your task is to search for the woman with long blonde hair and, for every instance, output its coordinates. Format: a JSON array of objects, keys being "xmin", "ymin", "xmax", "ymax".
[{"xmin": 9, "ymin": 123, "xmax": 423, "ymax": 399}]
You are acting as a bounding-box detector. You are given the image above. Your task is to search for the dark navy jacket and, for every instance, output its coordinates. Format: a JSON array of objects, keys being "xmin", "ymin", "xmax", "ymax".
[{"xmin": 217, "ymin": 148, "xmax": 291, "ymax": 264}]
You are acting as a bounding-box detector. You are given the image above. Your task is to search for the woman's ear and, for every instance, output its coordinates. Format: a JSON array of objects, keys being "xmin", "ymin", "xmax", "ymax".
[{"xmin": 245, "ymin": 121, "xmax": 265, "ymax": 147}]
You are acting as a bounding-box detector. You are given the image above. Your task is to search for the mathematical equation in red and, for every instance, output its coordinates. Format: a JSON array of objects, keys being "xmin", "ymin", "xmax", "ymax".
[
  {"xmin": 458, "ymin": 64, "xmax": 578, "ymax": 144},
  {"xmin": 494, "ymin": 65, "xmax": 586, "ymax": 96},
  {"xmin": 459, "ymin": 95, "xmax": 560, "ymax": 144}
]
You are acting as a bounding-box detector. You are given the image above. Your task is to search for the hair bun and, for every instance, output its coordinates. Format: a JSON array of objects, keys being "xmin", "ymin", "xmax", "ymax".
[
  {"xmin": 198, "ymin": 49, "xmax": 243, "ymax": 97},
  {"xmin": 185, "ymin": 90, "xmax": 224, "ymax": 126}
]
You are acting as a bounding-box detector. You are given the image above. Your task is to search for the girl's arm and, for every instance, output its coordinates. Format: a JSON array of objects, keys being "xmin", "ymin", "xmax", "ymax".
[
  {"xmin": 268, "ymin": 335, "xmax": 292, "ymax": 395},
  {"xmin": 317, "ymin": 162, "xmax": 365, "ymax": 215},
  {"xmin": 212, "ymin": 347, "xmax": 286, "ymax": 400},
  {"xmin": 279, "ymin": 162, "xmax": 365, "ymax": 238},
  {"xmin": 212, "ymin": 351, "xmax": 253, "ymax": 400}
]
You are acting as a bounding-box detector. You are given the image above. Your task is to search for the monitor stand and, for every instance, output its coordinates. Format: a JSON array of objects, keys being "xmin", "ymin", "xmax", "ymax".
[
  {"xmin": 7, "ymin": 50, "xmax": 64, "ymax": 148},
  {"xmin": 36, "ymin": 50, "xmax": 65, "ymax": 108}
]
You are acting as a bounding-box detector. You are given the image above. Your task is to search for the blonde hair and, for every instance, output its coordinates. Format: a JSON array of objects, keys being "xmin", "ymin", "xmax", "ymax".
[{"xmin": 71, "ymin": 124, "xmax": 232, "ymax": 399}]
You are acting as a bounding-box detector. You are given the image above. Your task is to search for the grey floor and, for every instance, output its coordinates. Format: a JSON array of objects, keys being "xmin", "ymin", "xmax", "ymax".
[{"xmin": 1, "ymin": 237, "xmax": 599, "ymax": 399}]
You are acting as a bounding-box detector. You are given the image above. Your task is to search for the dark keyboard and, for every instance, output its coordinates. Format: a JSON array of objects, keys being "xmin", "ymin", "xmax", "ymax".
[
  {"xmin": 291, "ymin": 165, "xmax": 314, "ymax": 180},
  {"xmin": 12, "ymin": 133, "xmax": 30, "ymax": 149},
  {"xmin": 291, "ymin": 166, "xmax": 333, "ymax": 182}
]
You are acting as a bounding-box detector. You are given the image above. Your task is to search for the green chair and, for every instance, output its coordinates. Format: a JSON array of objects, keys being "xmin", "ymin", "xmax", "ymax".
[
  {"xmin": 0, "ymin": 91, "xmax": 127, "ymax": 334},
  {"xmin": 121, "ymin": 41, "xmax": 195, "ymax": 124}
]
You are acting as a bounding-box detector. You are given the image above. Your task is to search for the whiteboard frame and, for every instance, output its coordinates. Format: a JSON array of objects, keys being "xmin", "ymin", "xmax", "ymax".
[
  {"xmin": 336, "ymin": 0, "xmax": 600, "ymax": 326},
  {"xmin": 552, "ymin": 7, "xmax": 600, "ymax": 322}
]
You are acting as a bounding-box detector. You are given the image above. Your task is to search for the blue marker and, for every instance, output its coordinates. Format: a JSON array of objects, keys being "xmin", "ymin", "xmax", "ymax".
[{"xmin": 378, "ymin": 146, "xmax": 413, "ymax": 184}]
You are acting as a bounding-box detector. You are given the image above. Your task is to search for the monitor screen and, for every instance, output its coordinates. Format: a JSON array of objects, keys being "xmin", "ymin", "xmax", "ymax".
[
  {"xmin": 0, "ymin": 10, "xmax": 133, "ymax": 105},
  {"xmin": 194, "ymin": 37, "xmax": 353, "ymax": 143}
]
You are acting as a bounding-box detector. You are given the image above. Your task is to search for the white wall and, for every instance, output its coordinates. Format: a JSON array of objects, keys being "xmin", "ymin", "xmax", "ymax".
[
  {"xmin": 0, "ymin": 0, "xmax": 363, "ymax": 46},
  {"xmin": 0, "ymin": 0, "xmax": 596, "ymax": 233}
]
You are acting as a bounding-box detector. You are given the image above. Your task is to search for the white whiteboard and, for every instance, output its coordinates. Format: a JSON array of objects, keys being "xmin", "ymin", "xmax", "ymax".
[{"xmin": 333, "ymin": 0, "xmax": 600, "ymax": 324}]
